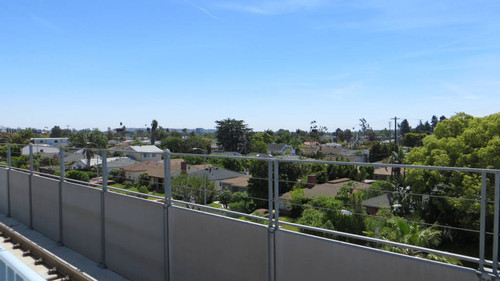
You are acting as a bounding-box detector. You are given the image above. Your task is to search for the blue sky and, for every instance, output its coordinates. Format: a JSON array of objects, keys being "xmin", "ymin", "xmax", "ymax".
[{"xmin": 1, "ymin": 0, "xmax": 499, "ymax": 132}]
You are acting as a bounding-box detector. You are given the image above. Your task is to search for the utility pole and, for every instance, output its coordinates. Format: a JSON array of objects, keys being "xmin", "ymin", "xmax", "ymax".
[{"xmin": 392, "ymin": 117, "xmax": 399, "ymax": 152}]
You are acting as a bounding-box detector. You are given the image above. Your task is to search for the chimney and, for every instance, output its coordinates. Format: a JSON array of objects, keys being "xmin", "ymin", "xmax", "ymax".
[
  {"xmin": 307, "ymin": 175, "xmax": 317, "ymax": 187},
  {"xmin": 181, "ymin": 161, "xmax": 187, "ymax": 174}
]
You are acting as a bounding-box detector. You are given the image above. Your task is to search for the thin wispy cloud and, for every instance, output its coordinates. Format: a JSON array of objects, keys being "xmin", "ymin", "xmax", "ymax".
[
  {"xmin": 30, "ymin": 15, "xmax": 60, "ymax": 32},
  {"xmin": 183, "ymin": 0, "xmax": 217, "ymax": 19},
  {"xmin": 216, "ymin": 0, "xmax": 325, "ymax": 15}
]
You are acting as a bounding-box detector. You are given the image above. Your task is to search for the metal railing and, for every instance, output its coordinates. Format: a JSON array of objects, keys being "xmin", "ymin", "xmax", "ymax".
[{"xmin": 0, "ymin": 143, "xmax": 499, "ymax": 280}]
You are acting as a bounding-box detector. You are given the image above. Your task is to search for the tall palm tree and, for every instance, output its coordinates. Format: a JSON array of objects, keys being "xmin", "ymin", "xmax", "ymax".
[
  {"xmin": 389, "ymin": 146, "xmax": 406, "ymax": 183},
  {"xmin": 70, "ymin": 130, "xmax": 108, "ymax": 168},
  {"xmin": 151, "ymin": 120, "xmax": 158, "ymax": 145}
]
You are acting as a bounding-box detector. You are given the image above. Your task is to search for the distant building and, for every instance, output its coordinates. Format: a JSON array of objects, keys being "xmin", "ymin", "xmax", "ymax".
[
  {"xmin": 30, "ymin": 138, "xmax": 69, "ymax": 146},
  {"xmin": 279, "ymin": 178, "xmax": 372, "ymax": 210},
  {"xmin": 190, "ymin": 167, "xmax": 246, "ymax": 191},
  {"xmin": 21, "ymin": 144, "xmax": 60, "ymax": 158},
  {"xmin": 121, "ymin": 159, "xmax": 198, "ymax": 190},
  {"xmin": 125, "ymin": 145, "xmax": 163, "ymax": 162}
]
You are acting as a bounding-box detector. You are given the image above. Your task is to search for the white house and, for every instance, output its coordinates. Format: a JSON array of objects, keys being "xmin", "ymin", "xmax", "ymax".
[
  {"xmin": 21, "ymin": 144, "xmax": 60, "ymax": 158},
  {"xmin": 124, "ymin": 145, "xmax": 163, "ymax": 162}
]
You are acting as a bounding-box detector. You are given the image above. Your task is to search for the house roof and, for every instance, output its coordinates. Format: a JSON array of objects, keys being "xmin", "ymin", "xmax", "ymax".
[
  {"xmin": 190, "ymin": 167, "xmax": 245, "ymax": 181},
  {"xmin": 300, "ymin": 146, "xmax": 319, "ymax": 154},
  {"xmin": 22, "ymin": 145, "xmax": 60, "ymax": 154},
  {"xmin": 107, "ymin": 157, "xmax": 137, "ymax": 169},
  {"xmin": 267, "ymin": 143, "xmax": 287, "ymax": 152},
  {"xmin": 362, "ymin": 194, "xmax": 391, "ymax": 209},
  {"xmin": 220, "ymin": 174, "xmax": 251, "ymax": 188},
  {"xmin": 280, "ymin": 178, "xmax": 371, "ymax": 200},
  {"xmin": 127, "ymin": 145, "xmax": 162, "ymax": 153},
  {"xmin": 121, "ymin": 159, "xmax": 195, "ymax": 178},
  {"xmin": 319, "ymin": 146, "xmax": 342, "ymax": 155}
]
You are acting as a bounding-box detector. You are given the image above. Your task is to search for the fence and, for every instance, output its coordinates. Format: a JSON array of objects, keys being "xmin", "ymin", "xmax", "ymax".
[{"xmin": 0, "ymin": 143, "xmax": 498, "ymax": 281}]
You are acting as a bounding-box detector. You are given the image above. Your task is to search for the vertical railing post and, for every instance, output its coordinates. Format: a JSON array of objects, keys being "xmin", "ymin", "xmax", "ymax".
[
  {"xmin": 58, "ymin": 147, "xmax": 65, "ymax": 246},
  {"xmin": 163, "ymin": 150, "xmax": 171, "ymax": 281},
  {"xmin": 99, "ymin": 149, "xmax": 107, "ymax": 268},
  {"xmin": 479, "ymin": 172, "xmax": 487, "ymax": 272},
  {"xmin": 494, "ymin": 172, "xmax": 500, "ymax": 277},
  {"xmin": 6, "ymin": 144, "xmax": 11, "ymax": 218},
  {"xmin": 274, "ymin": 160, "xmax": 280, "ymax": 227},
  {"xmin": 267, "ymin": 159, "xmax": 275, "ymax": 281},
  {"xmin": 29, "ymin": 144, "xmax": 34, "ymax": 229},
  {"xmin": 203, "ymin": 154, "xmax": 207, "ymax": 205}
]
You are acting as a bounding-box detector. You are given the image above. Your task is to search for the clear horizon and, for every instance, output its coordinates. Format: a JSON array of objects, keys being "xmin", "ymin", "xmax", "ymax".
[{"xmin": 1, "ymin": 0, "xmax": 499, "ymax": 132}]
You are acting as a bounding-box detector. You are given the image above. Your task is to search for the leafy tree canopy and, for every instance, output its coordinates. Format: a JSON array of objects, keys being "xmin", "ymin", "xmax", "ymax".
[{"xmin": 215, "ymin": 118, "xmax": 252, "ymax": 153}]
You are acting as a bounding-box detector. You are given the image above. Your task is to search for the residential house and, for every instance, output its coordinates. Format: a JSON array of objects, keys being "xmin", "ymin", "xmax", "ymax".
[
  {"xmin": 21, "ymin": 144, "xmax": 60, "ymax": 158},
  {"xmin": 125, "ymin": 145, "xmax": 163, "ymax": 162},
  {"xmin": 279, "ymin": 178, "xmax": 372, "ymax": 210},
  {"xmin": 190, "ymin": 167, "xmax": 246, "ymax": 191},
  {"xmin": 267, "ymin": 143, "xmax": 294, "ymax": 155},
  {"xmin": 362, "ymin": 194, "xmax": 391, "ymax": 215},
  {"xmin": 299, "ymin": 146, "xmax": 319, "ymax": 156},
  {"xmin": 121, "ymin": 159, "xmax": 198, "ymax": 190},
  {"xmin": 220, "ymin": 174, "xmax": 251, "ymax": 193}
]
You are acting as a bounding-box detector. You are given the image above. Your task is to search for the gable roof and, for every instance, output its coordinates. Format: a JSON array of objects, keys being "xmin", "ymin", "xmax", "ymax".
[
  {"xmin": 280, "ymin": 178, "xmax": 371, "ymax": 200},
  {"xmin": 362, "ymin": 194, "xmax": 391, "ymax": 209},
  {"xmin": 300, "ymin": 146, "xmax": 319, "ymax": 154},
  {"xmin": 190, "ymin": 167, "xmax": 245, "ymax": 181},
  {"xmin": 220, "ymin": 174, "xmax": 251, "ymax": 188},
  {"xmin": 127, "ymin": 145, "xmax": 162, "ymax": 153},
  {"xmin": 319, "ymin": 146, "xmax": 342, "ymax": 155},
  {"xmin": 267, "ymin": 143, "xmax": 287, "ymax": 152},
  {"xmin": 121, "ymin": 159, "xmax": 195, "ymax": 178}
]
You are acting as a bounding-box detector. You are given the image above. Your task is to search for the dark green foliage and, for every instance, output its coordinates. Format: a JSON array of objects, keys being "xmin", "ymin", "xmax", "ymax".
[
  {"xmin": 109, "ymin": 168, "xmax": 124, "ymax": 183},
  {"xmin": 66, "ymin": 170, "xmax": 90, "ymax": 182},
  {"xmin": 50, "ymin": 126, "xmax": 63, "ymax": 137},
  {"xmin": 369, "ymin": 142, "xmax": 393, "ymax": 162},
  {"xmin": 399, "ymin": 119, "xmax": 411, "ymax": 136},
  {"xmin": 229, "ymin": 200, "xmax": 256, "ymax": 213},
  {"xmin": 171, "ymin": 174, "xmax": 216, "ymax": 205},
  {"xmin": 298, "ymin": 195, "xmax": 365, "ymax": 238},
  {"xmin": 217, "ymin": 189, "xmax": 232, "ymax": 208},
  {"xmin": 402, "ymin": 133, "xmax": 426, "ymax": 147},
  {"xmin": 289, "ymin": 188, "xmax": 308, "ymax": 218},
  {"xmin": 215, "ymin": 118, "xmax": 252, "ymax": 153},
  {"xmin": 247, "ymin": 160, "xmax": 302, "ymax": 208}
]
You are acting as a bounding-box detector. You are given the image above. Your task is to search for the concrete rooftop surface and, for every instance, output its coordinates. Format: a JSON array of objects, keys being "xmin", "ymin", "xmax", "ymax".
[{"xmin": 0, "ymin": 214, "xmax": 128, "ymax": 281}]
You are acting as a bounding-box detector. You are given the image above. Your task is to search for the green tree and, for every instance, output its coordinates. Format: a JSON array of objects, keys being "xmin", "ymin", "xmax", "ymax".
[
  {"xmin": 364, "ymin": 217, "xmax": 460, "ymax": 265},
  {"xmin": 66, "ymin": 170, "xmax": 90, "ymax": 182},
  {"xmin": 215, "ymin": 118, "xmax": 252, "ymax": 153},
  {"xmin": 217, "ymin": 189, "xmax": 232, "ymax": 208},
  {"xmin": 50, "ymin": 126, "xmax": 63, "ymax": 138},
  {"xmin": 247, "ymin": 160, "xmax": 302, "ymax": 207},
  {"xmin": 369, "ymin": 141, "xmax": 393, "ymax": 162},
  {"xmin": 405, "ymin": 112, "xmax": 500, "ymax": 237},
  {"xmin": 399, "ymin": 119, "xmax": 411, "ymax": 137},
  {"xmin": 402, "ymin": 133, "xmax": 426, "ymax": 147},
  {"xmin": 172, "ymin": 174, "xmax": 216, "ymax": 205},
  {"xmin": 431, "ymin": 115, "xmax": 439, "ymax": 130},
  {"xmin": 69, "ymin": 129, "xmax": 108, "ymax": 168},
  {"xmin": 161, "ymin": 136, "xmax": 184, "ymax": 152}
]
